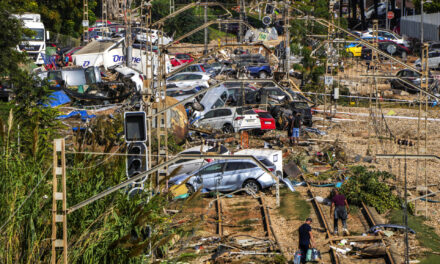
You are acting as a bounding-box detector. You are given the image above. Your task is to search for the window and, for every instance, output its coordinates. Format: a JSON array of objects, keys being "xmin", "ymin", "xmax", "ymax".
[
  {"xmin": 168, "ymin": 74, "xmax": 186, "ymax": 81},
  {"xmin": 220, "ymin": 92, "xmax": 228, "ymax": 102},
  {"xmin": 48, "ymin": 71, "xmax": 62, "ymax": 82},
  {"xmin": 204, "ymin": 110, "xmax": 215, "ymax": 119},
  {"xmin": 199, "ymin": 163, "xmax": 224, "ymax": 175},
  {"xmin": 260, "ymin": 158, "xmax": 274, "ymax": 167},
  {"xmin": 23, "ymin": 28, "xmax": 45, "ymax": 41},
  {"xmin": 242, "ymin": 162, "xmax": 257, "ymax": 169},
  {"xmin": 225, "ymin": 162, "xmax": 242, "ymax": 171},
  {"xmin": 258, "ymin": 112, "xmax": 272, "ymax": 118},
  {"xmin": 185, "ymin": 74, "xmax": 202, "ymax": 80},
  {"xmin": 212, "ymin": 99, "xmax": 224, "ymax": 109},
  {"xmin": 217, "ymin": 109, "xmax": 232, "ymax": 117}
]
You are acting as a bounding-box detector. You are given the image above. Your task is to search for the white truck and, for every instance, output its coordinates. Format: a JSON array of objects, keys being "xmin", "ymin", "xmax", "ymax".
[{"xmin": 13, "ymin": 13, "xmax": 49, "ymax": 65}]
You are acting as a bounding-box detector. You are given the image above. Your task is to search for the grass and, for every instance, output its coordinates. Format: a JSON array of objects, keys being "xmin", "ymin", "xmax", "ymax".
[
  {"xmin": 387, "ymin": 210, "xmax": 440, "ymax": 263},
  {"xmin": 278, "ymin": 190, "xmax": 311, "ymax": 221}
]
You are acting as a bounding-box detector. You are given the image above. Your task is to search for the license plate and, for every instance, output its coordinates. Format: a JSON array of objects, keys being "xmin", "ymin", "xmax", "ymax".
[
  {"xmin": 247, "ymin": 119, "xmax": 254, "ymax": 122},
  {"xmin": 264, "ymin": 122, "xmax": 272, "ymax": 125}
]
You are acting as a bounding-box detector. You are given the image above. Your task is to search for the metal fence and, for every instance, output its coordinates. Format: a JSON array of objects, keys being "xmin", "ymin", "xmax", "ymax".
[{"xmin": 400, "ymin": 13, "xmax": 440, "ymax": 41}]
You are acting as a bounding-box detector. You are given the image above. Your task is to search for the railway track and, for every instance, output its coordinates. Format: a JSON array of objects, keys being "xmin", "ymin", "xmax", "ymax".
[
  {"xmin": 213, "ymin": 193, "xmax": 284, "ymax": 259},
  {"xmin": 302, "ymin": 178, "xmax": 396, "ymax": 264}
]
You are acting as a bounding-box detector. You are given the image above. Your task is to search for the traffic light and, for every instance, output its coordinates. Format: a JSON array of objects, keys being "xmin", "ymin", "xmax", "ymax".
[
  {"xmin": 265, "ymin": 4, "xmax": 274, "ymax": 15},
  {"xmin": 124, "ymin": 112, "xmax": 147, "ymax": 142},
  {"xmin": 126, "ymin": 142, "xmax": 147, "ymax": 180}
]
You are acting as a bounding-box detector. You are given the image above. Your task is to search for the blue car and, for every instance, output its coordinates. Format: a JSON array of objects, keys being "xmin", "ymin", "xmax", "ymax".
[{"xmin": 247, "ymin": 64, "xmax": 272, "ymax": 78}]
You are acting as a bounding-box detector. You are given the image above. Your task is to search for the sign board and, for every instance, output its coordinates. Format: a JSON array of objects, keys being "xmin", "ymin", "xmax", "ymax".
[
  {"xmin": 257, "ymin": 32, "xmax": 268, "ymax": 41},
  {"xmin": 387, "ymin": 11, "xmax": 394, "ymax": 20},
  {"xmin": 82, "ymin": 20, "xmax": 89, "ymax": 27},
  {"xmin": 325, "ymin": 76, "xmax": 333, "ymax": 86}
]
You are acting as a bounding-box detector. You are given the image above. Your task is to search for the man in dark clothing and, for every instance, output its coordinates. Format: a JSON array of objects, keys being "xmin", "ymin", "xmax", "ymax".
[
  {"xmin": 298, "ymin": 218, "xmax": 315, "ymax": 263},
  {"xmin": 330, "ymin": 189, "xmax": 350, "ymax": 235},
  {"xmin": 284, "ymin": 113, "xmax": 293, "ymax": 144},
  {"xmin": 291, "ymin": 112, "xmax": 301, "ymax": 146}
]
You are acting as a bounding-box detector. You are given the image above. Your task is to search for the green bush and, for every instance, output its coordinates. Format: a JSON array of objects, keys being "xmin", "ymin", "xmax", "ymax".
[{"xmin": 340, "ymin": 166, "xmax": 407, "ymax": 214}]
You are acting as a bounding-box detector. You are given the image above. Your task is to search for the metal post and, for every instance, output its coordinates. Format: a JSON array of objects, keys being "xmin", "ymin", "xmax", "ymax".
[
  {"xmin": 125, "ymin": 0, "xmax": 132, "ymax": 67},
  {"xmin": 285, "ymin": 2, "xmax": 291, "ymax": 78},
  {"xmin": 238, "ymin": 0, "xmax": 243, "ymax": 43},
  {"xmin": 51, "ymin": 139, "xmax": 67, "ymax": 264},
  {"xmin": 422, "ymin": 43, "xmax": 429, "ymax": 218},
  {"xmin": 404, "ymin": 148, "xmax": 409, "ymax": 264},
  {"xmin": 83, "ymin": 0, "xmax": 89, "ymax": 44},
  {"xmin": 204, "ymin": 1, "xmax": 208, "ymax": 55},
  {"xmin": 421, "ymin": 0, "xmax": 424, "ymax": 44}
]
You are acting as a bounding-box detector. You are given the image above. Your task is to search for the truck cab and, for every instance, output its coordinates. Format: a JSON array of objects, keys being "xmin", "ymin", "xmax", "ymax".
[{"xmin": 14, "ymin": 13, "xmax": 48, "ymax": 65}]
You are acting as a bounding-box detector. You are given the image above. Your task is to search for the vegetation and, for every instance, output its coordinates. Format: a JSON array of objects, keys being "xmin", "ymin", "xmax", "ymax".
[
  {"xmin": 388, "ymin": 210, "xmax": 440, "ymax": 264},
  {"xmin": 340, "ymin": 166, "xmax": 410, "ymax": 214},
  {"xmin": 279, "ymin": 190, "xmax": 311, "ymax": 221}
]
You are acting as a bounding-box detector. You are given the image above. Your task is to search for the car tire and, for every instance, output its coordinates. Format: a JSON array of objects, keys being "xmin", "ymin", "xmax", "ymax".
[
  {"xmin": 186, "ymin": 184, "xmax": 195, "ymax": 194},
  {"xmin": 222, "ymin": 123, "xmax": 234, "ymax": 134},
  {"xmin": 184, "ymin": 103, "xmax": 193, "ymax": 110},
  {"xmin": 243, "ymin": 179, "xmax": 260, "ymax": 194},
  {"xmin": 259, "ymin": 71, "xmax": 268, "ymax": 79}
]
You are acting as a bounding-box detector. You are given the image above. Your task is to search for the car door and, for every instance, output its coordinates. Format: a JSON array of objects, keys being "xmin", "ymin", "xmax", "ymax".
[
  {"xmin": 197, "ymin": 109, "xmax": 217, "ymax": 129},
  {"xmin": 222, "ymin": 161, "xmax": 259, "ymax": 191},
  {"xmin": 198, "ymin": 162, "xmax": 225, "ymax": 191},
  {"xmin": 429, "ymin": 51, "xmax": 440, "ymax": 69},
  {"xmin": 215, "ymin": 109, "xmax": 233, "ymax": 130}
]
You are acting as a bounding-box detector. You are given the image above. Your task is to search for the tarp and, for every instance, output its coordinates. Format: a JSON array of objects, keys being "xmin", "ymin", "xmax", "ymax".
[
  {"xmin": 57, "ymin": 110, "xmax": 96, "ymax": 121},
  {"xmin": 46, "ymin": 90, "xmax": 71, "ymax": 107}
]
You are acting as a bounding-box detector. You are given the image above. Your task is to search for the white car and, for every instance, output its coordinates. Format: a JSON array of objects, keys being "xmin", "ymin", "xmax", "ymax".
[
  {"xmin": 114, "ymin": 66, "xmax": 144, "ymax": 92},
  {"xmin": 135, "ymin": 28, "xmax": 173, "ymax": 45},
  {"xmin": 362, "ymin": 29, "xmax": 410, "ymax": 48},
  {"xmin": 167, "ymin": 145, "xmax": 230, "ymax": 175},
  {"xmin": 415, "ymin": 50, "xmax": 440, "ymax": 70},
  {"xmin": 193, "ymin": 107, "xmax": 261, "ymax": 133},
  {"xmin": 166, "ymin": 72, "xmax": 210, "ymax": 89}
]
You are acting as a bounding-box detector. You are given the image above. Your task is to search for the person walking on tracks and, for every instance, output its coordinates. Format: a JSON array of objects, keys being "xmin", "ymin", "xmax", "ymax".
[
  {"xmin": 330, "ymin": 188, "xmax": 350, "ymax": 236},
  {"xmin": 298, "ymin": 218, "xmax": 316, "ymax": 263},
  {"xmin": 291, "ymin": 112, "xmax": 302, "ymax": 146},
  {"xmin": 284, "ymin": 113, "xmax": 293, "ymax": 144}
]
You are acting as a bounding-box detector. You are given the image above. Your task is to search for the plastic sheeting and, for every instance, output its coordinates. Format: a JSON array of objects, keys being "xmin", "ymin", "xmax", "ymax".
[
  {"xmin": 57, "ymin": 110, "xmax": 96, "ymax": 121},
  {"xmin": 46, "ymin": 90, "xmax": 71, "ymax": 107}
]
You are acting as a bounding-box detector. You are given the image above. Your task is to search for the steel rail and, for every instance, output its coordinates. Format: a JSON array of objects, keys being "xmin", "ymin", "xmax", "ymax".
[
  {"xmin": 67, "ymin": 154, "xmax": 280, "ymax": 214},
  {"xmin": 361, "ymin": 202, "xmax": 395, "ymax": 264}
]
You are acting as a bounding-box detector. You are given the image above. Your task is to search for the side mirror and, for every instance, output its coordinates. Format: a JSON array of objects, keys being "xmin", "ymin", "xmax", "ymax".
[{"xmin": 46, "ymin": 31, "xmax": 50, "ymax": 40}]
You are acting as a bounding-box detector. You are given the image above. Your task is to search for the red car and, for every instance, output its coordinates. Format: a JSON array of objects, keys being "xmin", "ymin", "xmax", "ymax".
[
  {"xmin": 88, "ymin": 20, "xmax": 112, "ymax": 32},
  {"xmin": 170, "ymin": 53, "xmax": 194, "ymax": 67},
  {"xmin": 253, "ymin": 109, "xmax": 276, "ymax": 130}
]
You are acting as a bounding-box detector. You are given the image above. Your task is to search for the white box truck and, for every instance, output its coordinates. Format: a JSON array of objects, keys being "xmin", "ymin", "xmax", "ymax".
[
  {"xmin": 13, "ymin": 13, "xmax": 49, "ymax": 65},
  {"xmin": 235, "ymin": 149, "xmax": 283, "ymax": 177}
]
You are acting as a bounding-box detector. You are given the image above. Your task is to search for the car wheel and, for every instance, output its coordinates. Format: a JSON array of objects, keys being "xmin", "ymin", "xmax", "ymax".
[
  {"xmin": 259, "ymin": 71, "xmax": 268, "ymax": 79},
  {"xmin": 186, "ymin": 184, "xmax": 195, "ymax": 194},
  {"xmin": 243, "ymin": 179, "xmax": 260, "ymax": 194},
  {"xmin": 222, "ymin": 123, "xmax": 234, "ymax": 134},
  {"xmin": 184, "ymin": 103, "xmax": 193, "ymax": 110}
]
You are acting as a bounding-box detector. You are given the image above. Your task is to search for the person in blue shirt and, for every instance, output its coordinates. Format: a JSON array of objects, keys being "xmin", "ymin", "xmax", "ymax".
[{"xmin": 298, "ymin": 218, "xmax": 316, "ymax": 263}]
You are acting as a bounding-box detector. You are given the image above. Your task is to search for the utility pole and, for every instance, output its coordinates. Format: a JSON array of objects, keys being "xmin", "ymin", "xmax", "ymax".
[
  {"xmin": 238, "ymin": 0, "xmax": 244, "ymax": 43},
  {"xmin": 125, "ymin": 0, "xmax": 132, "ymax": 67},
  {"xmin": 82, "ymin": 0, "xmax": 89, "ymax": 44},
  {"xmin": 284, "ymin": 1, "xmax": 291, "ymax": 79},
  {"xmin": 204, "ymin": 0, "xmax": 208, "ymax": 54},
  {"xmin": 102, "ymin": 0, "xmax": 108, "ymax": 32}
]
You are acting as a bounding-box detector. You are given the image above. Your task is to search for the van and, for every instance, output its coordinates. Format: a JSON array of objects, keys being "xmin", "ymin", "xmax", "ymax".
[{"xmin": 39, "ymin": 67, "xmax": 102, "ymax": 87}]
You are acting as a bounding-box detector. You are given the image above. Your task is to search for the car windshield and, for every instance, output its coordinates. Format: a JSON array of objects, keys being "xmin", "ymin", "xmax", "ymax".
[
  {"xmin": 294, "ymin": 102, "xmax": 309, "ymax": 109},
  {"xmin": 23, "ymin": 28, "xmax": 44, "ymax": 41},
  {"xmin": 258, "ymin": 112, "xmax": 272, "ymax": 118}
]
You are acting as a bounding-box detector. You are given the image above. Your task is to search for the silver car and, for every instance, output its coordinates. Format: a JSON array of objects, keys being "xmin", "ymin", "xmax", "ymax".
[{"xmin": 168, "ymin": 158, "xmax": 276, "ymax": 193}]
